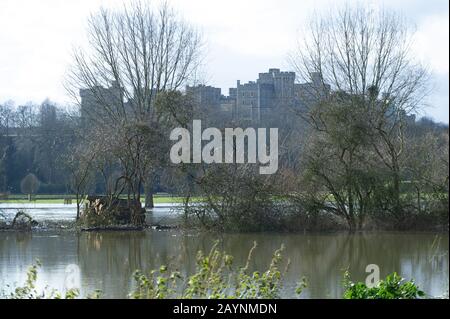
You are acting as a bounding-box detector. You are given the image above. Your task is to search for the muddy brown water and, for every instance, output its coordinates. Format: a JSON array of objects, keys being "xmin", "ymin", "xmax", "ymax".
[{"xmin": 0, "ymin": 229, "xmax": 448, "ymax": 298}]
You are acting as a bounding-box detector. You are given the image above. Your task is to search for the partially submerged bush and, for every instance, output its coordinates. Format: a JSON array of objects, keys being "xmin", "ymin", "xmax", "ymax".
[
  {"xmin": 181, "ymin": 165, "xmax": 285, "ymax": 232},
  {"xmin": 0, "ymin": 211, "xmax": 38, "ymax": 231},
  {"xmin": 79, "ymin": 196, "xmax": 145, "ymax": 228},
  {"xmin": 12, "ymin": 211, "xmax": 38, "ymax": 231},
  {"xmin": 342, "ymin": 271, "xmax": 425, "ymax": 299}
]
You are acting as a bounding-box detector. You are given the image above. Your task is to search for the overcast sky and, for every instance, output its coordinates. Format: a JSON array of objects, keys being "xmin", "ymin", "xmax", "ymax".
[{"xmin": 0, "ymin": 0, "xmax": 448, "ymax": 122}]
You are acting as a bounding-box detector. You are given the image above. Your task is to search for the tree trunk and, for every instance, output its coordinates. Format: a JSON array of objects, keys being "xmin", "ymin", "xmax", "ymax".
[
  {"xmin": 392, "ymin": 157, "xmax": 402, "ymax": 217},
  {"xmin": 76, "ymin": 193, "xmax": 80, "ymax": 220},
  {"xmin": 144, "ymin": 180, "xmax": 154, "ymax": 209}
]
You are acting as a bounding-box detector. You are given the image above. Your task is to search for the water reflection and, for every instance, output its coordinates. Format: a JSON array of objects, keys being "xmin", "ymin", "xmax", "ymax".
[{"xmin": 0, "ymin": 231, "xmax": 448, "ymax": 298}]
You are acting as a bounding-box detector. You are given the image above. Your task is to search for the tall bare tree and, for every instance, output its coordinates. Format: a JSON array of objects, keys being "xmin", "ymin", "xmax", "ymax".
[
  {"xmin": 66, "ymin": 1, "xmax": 203, "ymax": 207},
  {"xmin": 290, "ymin": 5, "xmax": 429, "ymax": 227}
]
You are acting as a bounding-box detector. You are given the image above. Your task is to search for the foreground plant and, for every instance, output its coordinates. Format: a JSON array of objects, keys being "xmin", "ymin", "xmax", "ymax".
[
  {"xmin": 342, "ymin": 271, "xmax": 425, "ymax": 299},
  {"xmin": 131, "ymin": 241, "xmax": 305, "ymax": 299},
  {"xmin": 5, "ymin": 261, "xmax": 79, "ymax": 299},
  {"xmin": 3, "ymin": 260, "xmax": 102, "ymax": 299}
]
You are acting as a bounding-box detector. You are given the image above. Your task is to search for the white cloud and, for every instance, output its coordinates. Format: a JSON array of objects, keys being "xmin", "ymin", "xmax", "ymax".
[
  {"xmin": 413, "ymin": 14, "xmax": 449, "ymax": 73},
  {"xmin": 0, "ymin": 0, "xmax": 448, "ymax": 122}
]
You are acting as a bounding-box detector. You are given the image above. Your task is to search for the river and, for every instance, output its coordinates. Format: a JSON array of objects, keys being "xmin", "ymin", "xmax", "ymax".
[{"xmin": 0, "ymin": 203, "xmax": 448, "ymax": 298}]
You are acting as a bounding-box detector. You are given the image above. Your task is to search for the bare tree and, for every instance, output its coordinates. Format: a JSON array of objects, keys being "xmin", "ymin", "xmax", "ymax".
[
  {"xmin": 65, "ymin": 1, "xmax": 203, "ymax": 208},
  {"xmin": 290, "ymin": 5, "xmax": 429, "ymax": 225},
  {"xmin": 64, "ymin": 145, "xmax": 95, "ymax": 220},
  {"xmin": 0, "ymin": 102, "xmax": 14, "ymax": 192},
  {"xmin": 0, "ymin": 101, "xmax": 14, "ymax": 136},
  {"xmin": 66, "ymin": 0, "xmax": 202, "ymax": 122}
]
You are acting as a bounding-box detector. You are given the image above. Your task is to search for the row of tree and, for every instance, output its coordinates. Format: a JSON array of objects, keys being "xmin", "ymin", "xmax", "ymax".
[{"xmin": 0, "ymin": 100, "xmax": 77, "ymax": 194}]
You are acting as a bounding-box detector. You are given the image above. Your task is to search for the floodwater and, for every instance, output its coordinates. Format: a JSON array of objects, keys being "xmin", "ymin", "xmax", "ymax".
[{"xmin": 0, "ymin": 204, "xmax": 448, "ymax": 299}]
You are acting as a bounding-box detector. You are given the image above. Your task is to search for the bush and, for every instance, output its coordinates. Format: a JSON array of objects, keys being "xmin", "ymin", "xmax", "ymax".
[
  {"xmin": 78, "ymin": 197, "xmax": 145, "ymax": 228},
  {"xmin": 342, "ymin": 271, "xmax": 425, "ymax": 299},
  {"xmin": 181, "ymin": 165, "xmax": 284, "ymax": 232}
]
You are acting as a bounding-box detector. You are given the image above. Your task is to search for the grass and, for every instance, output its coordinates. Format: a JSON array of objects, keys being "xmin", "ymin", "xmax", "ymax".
[
  {"xmin": 1, "ymin": 191, "xmax": 445, "ymax": 205},
  {"xmin": 1, "ymin": 199, "xmax": 66, "ymax": 204}
]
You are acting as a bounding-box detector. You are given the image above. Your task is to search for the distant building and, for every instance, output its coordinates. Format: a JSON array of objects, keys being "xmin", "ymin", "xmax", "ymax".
[
  {"xmin": 235, "ymin": 68, "xmax": 297, "ymax": 122},
  {"xmin": 79, "ymin": 69, "xmax": 331, "ymax": 125},
  {"xmin": 186, "ymin": 85, "xmax": 221, "ymax": 109},
  {"xmin": 186, "ymin": 84, "xmax": 235, "ymax": 123},
  {"xmin": 294, "ymin": 72, "xmax": 331, "ymax": 108},
  {"xmin": 80, "ymin": 81, "xmax": 124, "ymax": 122},
  {"xmin": 186, "ymin": 68, "xmax": 330, "ymax": 123}
]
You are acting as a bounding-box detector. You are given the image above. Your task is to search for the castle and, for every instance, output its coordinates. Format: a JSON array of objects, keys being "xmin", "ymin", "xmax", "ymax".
[
  {"xmin": 80, "ymin": 68, "xmax": 330, "ymax": 124},
  {"xmin": 186, "ymin": 68, "xmax": 330, "ymax": 123}
]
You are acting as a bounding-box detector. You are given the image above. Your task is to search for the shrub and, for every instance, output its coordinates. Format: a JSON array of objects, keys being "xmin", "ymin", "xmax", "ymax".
[
  {"xmin": 342, "ymin": 271, "xmax": 425, "ymax": 299},
  {"xmin": 180, "ymin": 165, "xmax": 284, "ymax": 232},
  {"xmin": 78, "ymin": 197, "xmax": 145, "ymax": 228},
  {"xmin": 130, "ymin": 241, "xmax": 306, "ymax": 299}
]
